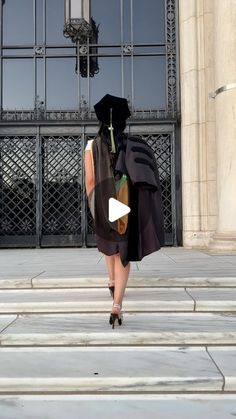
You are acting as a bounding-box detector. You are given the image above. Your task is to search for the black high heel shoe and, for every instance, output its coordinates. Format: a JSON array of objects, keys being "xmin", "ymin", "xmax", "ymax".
[
  {"xmin": 108, "ymin": 285, "xmax": 115, "ymax": 298},
  {"xmin": 109, "ymin": 303, "xmax": 122, "ymax": 329}
]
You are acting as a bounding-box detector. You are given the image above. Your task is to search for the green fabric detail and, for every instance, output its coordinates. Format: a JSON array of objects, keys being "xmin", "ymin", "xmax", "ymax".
[{"xmin": 115, "ymin": 174, "xmax": 128, "ymax": 193}]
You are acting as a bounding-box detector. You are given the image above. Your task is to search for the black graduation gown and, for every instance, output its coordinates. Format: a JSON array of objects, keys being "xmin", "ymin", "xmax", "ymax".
[{"xmin": 115, "ymin": 135, "xmax": 165, "ymax": 263}]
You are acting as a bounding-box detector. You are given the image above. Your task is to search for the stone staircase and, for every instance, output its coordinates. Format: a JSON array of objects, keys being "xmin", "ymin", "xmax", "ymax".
[{"xmin": 0, "ymin": 276, "xmax": 236, "ymax": 418}]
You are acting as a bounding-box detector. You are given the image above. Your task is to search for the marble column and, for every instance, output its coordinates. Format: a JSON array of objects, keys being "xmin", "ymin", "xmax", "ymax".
[
  {"xmin": 179, "ymin": 0, "xmax": 201, "ymax": 247},
  {"xmin": 209, "ymin": 0, "xmax": 236, "ymax": 251},
  {"xmin": 179, "ymin": 0, "xmax": 217, "ymax": 248}
]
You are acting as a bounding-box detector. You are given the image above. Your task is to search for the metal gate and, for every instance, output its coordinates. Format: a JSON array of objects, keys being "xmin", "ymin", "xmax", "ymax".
[{"xmin": 0, "ymin": 123, "xmax": 180, "ymax": 247}]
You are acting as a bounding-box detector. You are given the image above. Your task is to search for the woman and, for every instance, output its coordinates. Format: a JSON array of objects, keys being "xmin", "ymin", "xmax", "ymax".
[
  {"xmin": 84, "ymin": 115, "xmax": 131, "ymax": 329},
  {"xmin": 84, "ymin": 94, "xmax": 165, "ymax": 328}
]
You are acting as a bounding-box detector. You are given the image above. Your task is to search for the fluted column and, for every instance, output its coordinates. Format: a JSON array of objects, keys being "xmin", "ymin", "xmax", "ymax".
[
  {"xmin": 179, "ymin": 0, "xmax": 201, "ymax": 246},
  {"xmin": 209, "ymin": 0, "xmax": 236, "ymax": 250}
]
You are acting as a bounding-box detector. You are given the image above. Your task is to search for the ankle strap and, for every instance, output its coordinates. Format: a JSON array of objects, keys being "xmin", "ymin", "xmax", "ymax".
[{"xmin": 113, "ymin": 303, "xmax": 121, "ymax": 308}]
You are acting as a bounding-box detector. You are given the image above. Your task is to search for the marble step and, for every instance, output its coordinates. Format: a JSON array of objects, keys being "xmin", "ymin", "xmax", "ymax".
[
  {"xmin": 0, "ymin": 287, "xmax": 236, "ymax": 313},
  {"xmin": 1, "ymin": 312, "xmax": 236, "ymax": 346},
  {"xmin": 0, "ymin": 345, "xmax": 234, "ymax": 393},
  {"xmin": 0, "ymin": 287, "xmax": 193, "ymax": 313},
  {"xmin": 1, "ymin": 276, "xmax": 236, "ymax": 289},
  {"xmin": 0, "ymin": 394, "xmax": 236, "ymax": 419}
]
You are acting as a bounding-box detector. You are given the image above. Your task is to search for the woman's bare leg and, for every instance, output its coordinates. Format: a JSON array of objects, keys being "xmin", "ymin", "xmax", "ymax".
[
  {"xmin": 104, "ymin": 254, "xmax": 115, "ymax": 285},
  {"xmin": 113, "ymin": 254, "xmax": 130, "ymax": 308}
]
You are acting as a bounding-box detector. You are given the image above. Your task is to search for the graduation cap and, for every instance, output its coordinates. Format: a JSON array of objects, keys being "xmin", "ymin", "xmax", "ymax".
[
  {"xmin": 94, "ymin": 94, "xmax": 130, "ymax": 128},
  {"xmin": 94, "ymin": 94, "xmax": 131, "ymax": 153}
]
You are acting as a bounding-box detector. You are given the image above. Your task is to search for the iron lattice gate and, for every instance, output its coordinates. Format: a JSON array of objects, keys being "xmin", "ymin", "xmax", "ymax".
[
  {"xmin": 41, "ymin": 135, "xmax": 82, "ymax": 246},
  {"xmin": 0, "ymin": 127, "xmax": 179, "ymax": 247}
]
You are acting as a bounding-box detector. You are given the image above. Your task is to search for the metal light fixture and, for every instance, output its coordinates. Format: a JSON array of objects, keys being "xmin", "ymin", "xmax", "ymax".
[
  {"xmin": 63, "ymin": 0, "xmax": 99, "ymax": 78},
  {"xmin": 78, "ymin": 17, "xmax": 99, "ymax": 77},
  {"xmin": 63, "ymin": 0, "xmax": 92, "ymax": 44}
]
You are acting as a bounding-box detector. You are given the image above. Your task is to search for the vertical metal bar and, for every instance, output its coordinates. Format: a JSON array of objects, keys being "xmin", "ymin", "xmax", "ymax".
[
  {"xmin": 34, "ymin": 0, "xmax": 36, "ymax": 45},
  {"xmin": 165, "ymin": 0, "xmax": 168, "ymax": 110},
  {"xmin": 0, "ymin": 0, "xmax": 3, "ymax": 112},
  {"xmin": 121, "ymin": 0, "xmax": 124, "ymax": 97},
  {"xmin": 43, "ymin": 0, "xmax": 46, "ymax": 45},
  {"xmin": 36, "ymin": 126, "xmax": 42, "ymax": 248},
  {"xmin": 33, "ymin": 0, "xmax": 37, "ymax": 110},
  {"xmin": 81, "ymin": 125, "xmax": 86, "ymax": 247},
  {"xmin": 0, "ymin": 0, "xmax": 2, "ymax": 46},
  {"xmin": 170, "ymin": 126, "xmax": 177, "ymax": 246},
  {"xmin": 130, "ymin": 0, "xmax": 134, "ymax": 107},
  {"xmin": 34, "ymin": 57, "xmax": 37, "ymax": 115},
  {"xmin": 77, "ymin": 43, "xmax": 81, "ymax": 110},
  {"xmin": 43, "ymin": 0, "xmax": 46, "ymax": 110},
  {"xmin": 87, "ymin": 36, "xmax": 90, "ymax": 108},
  {"xmin": 175, "ymin": 122, "xmax": 182, "ymax": 246},
  {"xmin": 175, "ymin": 0, "xmax": 181, "ymax": 121}
]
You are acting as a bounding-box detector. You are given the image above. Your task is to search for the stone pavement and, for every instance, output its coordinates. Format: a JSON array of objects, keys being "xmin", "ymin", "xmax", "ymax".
[
  {"xmin": 1, "ymin": 246, "xmax": 236, "ymax": 281},
  {"xmin": 0, "ymin": 246, "xmax": 236, "ymax": 418}
]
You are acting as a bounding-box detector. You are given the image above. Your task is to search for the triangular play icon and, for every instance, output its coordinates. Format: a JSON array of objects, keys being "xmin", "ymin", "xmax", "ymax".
[{"xmin": 108, "ymin": 198, "xmax": 131, "ymax": 222}]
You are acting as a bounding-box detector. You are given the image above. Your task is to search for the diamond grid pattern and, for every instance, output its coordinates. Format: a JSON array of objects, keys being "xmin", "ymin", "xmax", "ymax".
[
  {"xmin": 144, "ymin": 134, "xmax": 172, "ymax": 234},
  {"xmin": 42, "ymin": 136, "xmax": 82, "ymax": 235},
  {"xmin": 0, "ymin": 136, "xmax": 36, "ymax": 235},
  {"xmin": 0, "ymin": 132, "xmax": 174, "ymax": 243}
]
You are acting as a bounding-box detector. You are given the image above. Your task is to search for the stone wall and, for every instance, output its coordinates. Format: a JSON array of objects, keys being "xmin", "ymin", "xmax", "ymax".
[{"xmin": 179, "ymin": 0, "xmax": 236, "ymax": 251}]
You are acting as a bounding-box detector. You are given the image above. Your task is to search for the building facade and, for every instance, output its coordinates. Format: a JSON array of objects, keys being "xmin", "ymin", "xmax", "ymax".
[{"xmin": 0, "ymin": 0, "xmax": 235, "ymax": 252}]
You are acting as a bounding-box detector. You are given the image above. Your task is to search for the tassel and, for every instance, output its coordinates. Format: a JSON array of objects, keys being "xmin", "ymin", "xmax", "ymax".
[{"xmin": 108, "ymin": 108, "xmax": 116, "ymax": 153}]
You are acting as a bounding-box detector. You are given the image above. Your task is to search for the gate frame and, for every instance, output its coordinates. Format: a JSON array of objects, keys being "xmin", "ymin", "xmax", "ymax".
[{"xmin": 0, "ymin": 119, "xmax": 182, "ymax": 248}]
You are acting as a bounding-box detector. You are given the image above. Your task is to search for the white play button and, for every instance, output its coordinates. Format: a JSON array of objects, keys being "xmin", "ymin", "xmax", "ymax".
[{"xmin": 108, "ymin": 198, "xmax": 131, "ymax": 222}]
